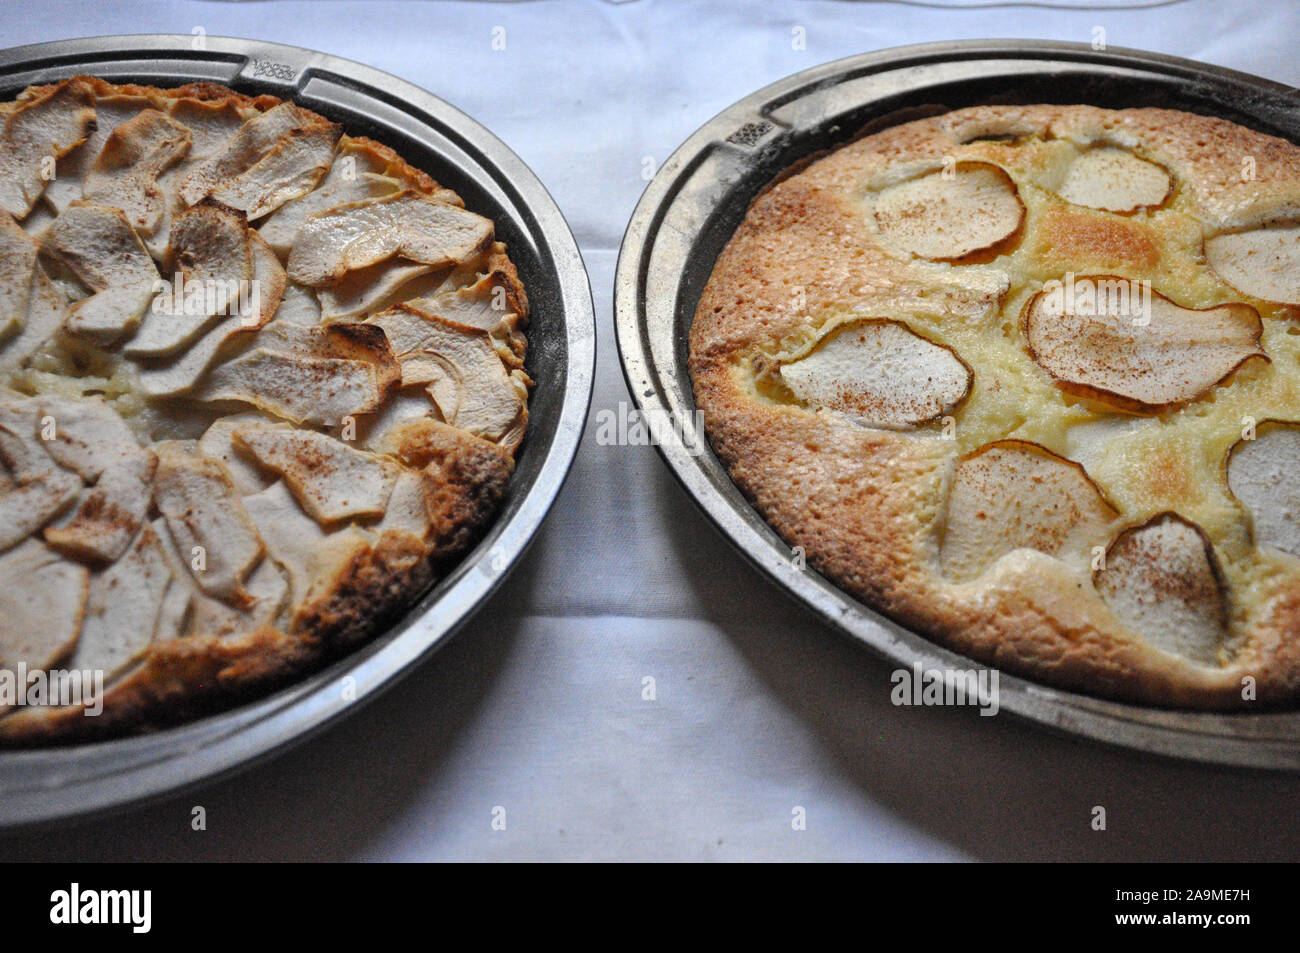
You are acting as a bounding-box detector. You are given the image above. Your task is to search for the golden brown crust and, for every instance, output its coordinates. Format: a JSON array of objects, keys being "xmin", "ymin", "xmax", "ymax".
[
  {"xmin": 691, "ymin": 103, "xmax": 1300, "ymax": 709},
  {"xmin": 342, "ymin": 134, "xmax": 445, "ymax": 196},
  {"xmin": 291, "ymin": 529, "xmax": 434, "ymax": 647},
  {"xmin": 23, "ymin": 75, "xmax": 282, "ymax": 114},
  {"xmin": 0, "ymin": 78, "xmax": 530, "ymax": 744}
]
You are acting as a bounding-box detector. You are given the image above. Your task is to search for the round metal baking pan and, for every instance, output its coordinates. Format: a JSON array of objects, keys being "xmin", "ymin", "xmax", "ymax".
[
  {"xmin": 0, "ymin": 35, "xmax": 595, "ymax": 827},
  {"xmin": 615, "ymin": 40, "xmax": 1300, "ymax": 770}
]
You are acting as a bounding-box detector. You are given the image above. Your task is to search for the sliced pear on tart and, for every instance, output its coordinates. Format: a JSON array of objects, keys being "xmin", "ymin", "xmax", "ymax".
[
  {"xmin": 1093, "ymin": 513, "xmax": 1227, "ymax": 666},
  {"xmin": 46, "ymin": 91, "xmax": 157, "ymax": 214},
  {"xmin": 0, "ymin": 78, "xmax": 95, "ymax": 219},
  {"xmin": 287, "ymin": 190, "xmax": 493, "ymax": 286},
  {"xmin": 0, "ymin": 399, "xmax": 55, "ymax": 483},
  {"xmin": 940, "ymin": 439, "xmax": 1117, "ymax": 582},
  {"xmin": 0, "ymin": 539, "xmax": 88, "ymax": 672},
  {"xmin": 82, "ymin": 108, "xmax": 192, "ymax": 237},
  {"xmin": 0, "ymin": 467, "xmax": 81, "ymax": 553},
  {"xmin": 179, "ymin": 102, "xmax": 342, "ymax": 219},
  {"xmin": 873, "ymin": 161, "xmax": 1024, "ymax": 261},
  {"xmin": 1205, "ymin": 224, "xmax": 1300, "ymax": 306},
  {"xmin": 0, "ymin": 214, "xmax": 39, "ymax": 339},
  {"xmin": 1024, "ymin": 280, "xmax": 1264, "ymax": 412},
  {"xmin": 153, "ymin": 445, "xmax": 264, "ymax": 605},
  {"xmin": 191, "ymin": 321, "xmax": 400, "ymax": 426},
  {"xmin": 232, "ymin": 425, "xmax": 400, "ymax": 524},
  {"xmin": 1055, "ymin": 147, "xmax": 1171, "ymax": 213},
  {"xmin": 0, "ymin": 76, "xmax": 529, "ymax": 740},
  {"xmin": 365, "ymin": 302, "xmax": 526, "ymax": 444},
  {"xmin": 41, "ymin": 202, "xmax": 159, "ymax": 343},
  {"xmin": 44, "ymin": 449, "xmax": 156, "ymax": 563},
  {"xmin": 1226, "ymin": 420, "xmax": 1300, "ymax": 559},
  {"xmin": 778, "ymin": 319, "xmax": 971, "ymax": 429},
  {"xmin": 317, "ymin": 258, "xmax": 446, "ymax": 323},
  {"xmin": 127, "ymin": 199, "xmax": 253, "ymax": 357},
  {"xmin": 240, "ymin": 479, "xmax": 336, "ymax": 608},
  {"xmin": 134, "ymin": 231, "xmax": 286, "ymax": 398},
  {"xmin": 35, "ymin": 394, "xmax": 140, "ymax": 480},
  {"xmin": 0, "ymin": 264, "xmax": 66, "ymax": 374},
  {"xmin": 67, "ymin": 524, "xmax": 173, "ymax": 679},
  {"xmin": 372, "ymin": 417, "xmax": 514, "ymax": 560},
  {"xmin": 197, "ymin": 413, "xmax": 276, "ymax": 496}
]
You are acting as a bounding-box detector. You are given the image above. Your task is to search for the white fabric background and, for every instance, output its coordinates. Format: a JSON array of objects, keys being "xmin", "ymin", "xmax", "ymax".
[{"xmin": 2, "ymin": 0, "xmax": 1299, "ymax": 861}]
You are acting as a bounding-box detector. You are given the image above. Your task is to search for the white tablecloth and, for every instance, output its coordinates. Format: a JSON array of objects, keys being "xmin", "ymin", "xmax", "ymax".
[{"xmin": 2, "ymin": 0, "xmax": 1299, "ymax": 861}]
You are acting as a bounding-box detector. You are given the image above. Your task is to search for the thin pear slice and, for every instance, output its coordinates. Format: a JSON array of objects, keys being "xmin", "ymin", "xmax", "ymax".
[
  {"xmin": 1226, "ymin": 420, "xmax": 1300, "ymax": 558},
  {"xmin": 135, "ymin": 313, "xmax": 249, "ymax": 398},
  {"xmin": 179, "ymin": 102, "xmax": 341, "ymax": 218},
  {"xmin": 135, "ymin": 232, "xmax": 285, "ymax": 397},
  {"xmin": 873, "ymin": 161, "xmax": 1024, "ymax": 261},
  {"xmin": 153, "ymin": 445, "xmax": 264, "ymax": 605},
  {"xmin": 0, "ymin": 398, "xmax": 54, "ymax": 482},
  {"xmin": 232, "ymin": 425, "xmax": 400, "ymax": 524},
  {"xmin": 166, "ymin": 96, "xmax": 255, "ymax": 157},
  {"xmin": 287, "ymin": 191, "xmax": 493, "ymax": 286},
  {"xmin": 127, "ymin": 200, "xmax": 252, "ymax": 357},
  {"xmin": 0, "ymin": 214, "xmax": 38, "ymax": 338},
  {"xmin": 45, "ymin": 449, "xmax": 156, "ymax": 563},
  {"xmin": 0, "ymin": 265, "xmax": 66, "ymax": 374},
  {"xmin": 82, "ymin": 108, "xmax": 193, "ymax": 237},
  {"xmin": 185, "ymin": 556, "xmax": 288, "ymax": 640},
  {"xmin": 67, "ymin": 524, "xmax": 173, "ymax": 680},
  {"xmin": 318, "ymin": 258, "xmax": 445, "ymax": 323},
  {"xmin": 208, "ymin": 123, "xmax": 341, "ymax": 220},
  {"xmin": 1206, "ymin": 224, "xmax": 1300, "ymax": 306},
  {"xmin": 366, "ymin": 303, "xmax": 525, "ymax": 442},
  {"xmin": 192, "ymin": 321, "xmax": 399, "ymax": 426},
  {"xmin": 152, "ymin": 565, "xmax": 192, "ymax": 644},
  {"xmin": 0, "ymin": 78, "xmax": 95, "ymax": 218},
  {"xmin": 175, "ymin": 102, "xmax": 313, "ymax": 204},
  {"xmin": 41, "ymin": 202, "xmax": 159, "ymax": 343},
  {"xmin": 778, "ymin": 320, "xmax": 972, "ymax": 429},
  {"xmin": 1055, "ymin": 147, "xmax": 1171, "ymax": 213},
  {"xmin": 1094, "ymin": 513, "xmax": 1227, "ymax": 666},
  {"xmin": 940, "ymin": 439, "xmax": 1117, "ymax": 582},
  {"xmin": 409, "ymin": 259, "xmax": 525, "ymax": 334},
  {"xmin": 406, "ymin": 244, "xmax": 529, "ymax": 364},
  {"xmin": 272, "ymin": 283, "xmax": 321, "ymax": 326},
  {"xmin": 197, "ymin": 413, "xmax": 276, "ymax": 495},
  {"xmin": 1024, "ymin": 280, "xmax": 1264, "ymax": 413},
  {"xmin": 142, "ymin": 96, "xmax": 257, "ymax": 258},
  {"xmin": 258, "ymin": 133, "xmax": 455, "ymax": 254},
  {"xmin": 378, "ymin": 468, "xmax": 435, "ymax": 540},
  {"xmin": 372, "ymin": 417, "xmax": 514, "ymax": 560},
  {"xmin": 259, "ymin": 170, "xmax": 400, "ymax": 257},
  {"xmin": 36, "ymin": 395, "xmax": 140, "ymax": 480},
  {"xmin": 240, "ymin": 480, "xmax": 327, "ymax": 607},
  {"xmin": 152, "ymin": 512, "xmax": 286, "ymax": 641},
  {"xmin": 46, "ymin": 92, "xmax": 155, "ymax": 213},
  {"xmin": 0, "ymin": 466, "xmax": 80, "ymax": 553},
  {"xmin": 0, "ymin": 539, "xmax": 88, "ymax": 671}
]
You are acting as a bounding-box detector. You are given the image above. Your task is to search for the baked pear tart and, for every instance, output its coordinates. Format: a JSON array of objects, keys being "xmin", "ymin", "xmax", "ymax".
[
  {"xmin": 0, "ymin": 76, "xmax": 530, "ymax": 742},
  {"xmin": 690, "ymin": 104, "xmax": 1300, "ymax": 708}
]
